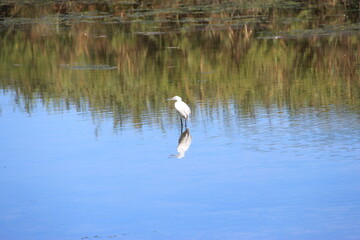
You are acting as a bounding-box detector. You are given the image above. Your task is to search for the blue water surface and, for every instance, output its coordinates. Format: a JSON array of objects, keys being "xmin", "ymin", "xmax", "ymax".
[{"xmin": 1, "ymin": 93, "xmax": 360, "ymax": 240}]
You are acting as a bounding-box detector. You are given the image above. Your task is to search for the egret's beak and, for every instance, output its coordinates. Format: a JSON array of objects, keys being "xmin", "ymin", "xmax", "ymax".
[{"xmin": 167, "ymin": 97, "xmax": 175, "ymax": 101}]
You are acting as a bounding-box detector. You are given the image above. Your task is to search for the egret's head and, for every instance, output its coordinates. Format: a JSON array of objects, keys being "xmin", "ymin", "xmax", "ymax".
[{"xmin": 167, "ymin": 96, "xmax": 182, "ymax": 101}]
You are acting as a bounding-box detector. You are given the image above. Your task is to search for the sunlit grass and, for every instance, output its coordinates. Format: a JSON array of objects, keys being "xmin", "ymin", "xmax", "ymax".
[{"xmin": 1, "ymin": 0, "xmax": 360, "ymax": 127}]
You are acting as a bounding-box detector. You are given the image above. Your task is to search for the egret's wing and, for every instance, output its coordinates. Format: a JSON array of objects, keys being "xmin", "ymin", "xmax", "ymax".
[{"xmin": 175, "ymin": 101, "xmax": 191, "ymax": 119}]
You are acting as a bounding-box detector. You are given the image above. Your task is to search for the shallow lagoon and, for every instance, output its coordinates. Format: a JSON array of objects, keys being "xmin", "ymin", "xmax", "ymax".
[{"xmin": 1, "ymin": 1, "xmax": 360, "ymax": 240}]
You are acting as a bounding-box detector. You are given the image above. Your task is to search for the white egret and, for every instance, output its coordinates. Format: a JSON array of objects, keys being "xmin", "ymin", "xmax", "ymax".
[{"xmin": 167, "ymin": 96, "xmax": 191, "ymax": 128}]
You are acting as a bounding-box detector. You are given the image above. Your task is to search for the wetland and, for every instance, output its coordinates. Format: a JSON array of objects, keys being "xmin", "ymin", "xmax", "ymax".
[{"xmin": 1, "ymin": 1, "xmax": 360, "ymax": 239}]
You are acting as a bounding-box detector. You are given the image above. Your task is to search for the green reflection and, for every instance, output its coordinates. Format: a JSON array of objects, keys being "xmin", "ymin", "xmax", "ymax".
[{"xmin": 1, "ymin": 0, "xmax": 360, "ymax": 127}]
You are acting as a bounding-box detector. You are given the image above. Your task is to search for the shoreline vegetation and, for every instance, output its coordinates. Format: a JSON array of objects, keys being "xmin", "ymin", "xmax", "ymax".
[{"xmin": 1, "ymin": 0, "xmax": 360, "ymax": 126}]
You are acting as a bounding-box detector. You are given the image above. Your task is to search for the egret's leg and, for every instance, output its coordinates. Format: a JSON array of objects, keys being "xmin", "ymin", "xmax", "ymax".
[{"xmin": 180, "ymin": 118, "xmax": 184, "ymax": 132}]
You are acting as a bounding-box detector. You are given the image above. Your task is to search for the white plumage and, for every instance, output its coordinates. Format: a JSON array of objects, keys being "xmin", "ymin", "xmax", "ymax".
[{"xmin": 167, "ymin": 96, "xmax": 191, "ymax": 127}]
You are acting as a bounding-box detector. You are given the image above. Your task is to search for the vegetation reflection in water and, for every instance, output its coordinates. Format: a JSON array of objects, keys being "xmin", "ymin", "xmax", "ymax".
[
  {"xmin": 1, "ymin": 0, "xmax": 360, "ymax": 130},
  {"xmin": 1, "ymin": 2, "xmax": 360, "ymax": 239}
]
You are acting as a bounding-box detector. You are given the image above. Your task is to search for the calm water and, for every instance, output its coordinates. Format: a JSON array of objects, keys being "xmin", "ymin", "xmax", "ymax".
[{"xmin": 1, "ymin": 1, "xmax": 360, "ymax": 240}]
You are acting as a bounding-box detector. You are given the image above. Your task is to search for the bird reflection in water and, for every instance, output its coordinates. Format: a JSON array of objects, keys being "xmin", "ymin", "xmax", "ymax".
[
  {"xmin": 176, "ymin": 128, "xmax": 192, "ymax": 158},
  {"xmin": 166, "ymin": 96, "xmax": 192, "ymax": 158}
]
